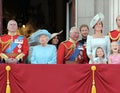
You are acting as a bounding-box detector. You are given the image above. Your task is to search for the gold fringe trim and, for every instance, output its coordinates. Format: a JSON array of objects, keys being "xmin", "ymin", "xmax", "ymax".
[
  {"xmin": 91, "ymin": 66, "xmax": 96, "ymax": 93},
  {"xmin": 108, "ymin": 32, "xmax": 120, "ymax": 41},
  {"xmin": 2, "ymin": 39, "xmax": 12, "ymax": 52},
  {"xmin": 62, "ymin": 42, "xmax": 75, "ymax": 59},
  {"xmin": 5, "ymin": 66, "xmax": 11, "ymax": 93}
]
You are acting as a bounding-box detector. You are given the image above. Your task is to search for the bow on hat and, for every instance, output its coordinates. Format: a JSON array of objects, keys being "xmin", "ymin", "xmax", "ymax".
[{"xmin": 90, "ymin": 12, "xmax": 104, "ymax": 28}]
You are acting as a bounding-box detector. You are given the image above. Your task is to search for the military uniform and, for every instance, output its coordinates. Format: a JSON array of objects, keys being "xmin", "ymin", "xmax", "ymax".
[
  {"xmin": 78, "ymin": 39, "xmax": 89, "ymax": 62},
  {"xmin": 0, "ymin": 34, "xmax": 29, "ymax": 63},
  {"xmin": 57, "ymin": 38, "xmax": 88, "ymax": 64},
  {"xmin": 108, "ymin": 30, "xmax": 120, "ymax": 42}
]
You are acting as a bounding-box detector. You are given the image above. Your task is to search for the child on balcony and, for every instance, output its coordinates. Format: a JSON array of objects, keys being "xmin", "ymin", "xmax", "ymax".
[
  {"xmin": 108, "ymin": 41, "xmax": 120, "ymax": 64},
  {"xmin": 93, "ymin": 47, "xmax": 107, "ymax": 64}
]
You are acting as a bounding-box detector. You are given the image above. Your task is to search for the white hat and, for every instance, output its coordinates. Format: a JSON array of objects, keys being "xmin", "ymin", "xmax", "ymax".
[
  {"xmin": 51, "ymin": 30, "xmax": 63, "ymax": 39},
  {"xmin": 90, "ymin": 12, "xmax": 104, "ymax": 28}
]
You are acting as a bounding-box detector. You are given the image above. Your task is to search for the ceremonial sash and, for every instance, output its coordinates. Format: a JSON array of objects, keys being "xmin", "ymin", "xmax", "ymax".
[
  {"xmin": 5, "ymin": 36, "xmax": 24, "ymax": 54},
  {"xmin": 68, "ymin": 48, "xmax": 80, "ymax": 61}
]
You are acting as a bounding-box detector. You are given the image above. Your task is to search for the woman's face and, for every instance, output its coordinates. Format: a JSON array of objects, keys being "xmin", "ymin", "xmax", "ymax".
[
  {"xmin": 96, "ymin": 48, "xmax": 104, "ymax": 58},
  {"xmin": 39, "ymin": 35, "xmax": 49, "ymax": 44},
  {"xmin": 94, "ymin": 20, "xmax": 103, "ymax": 32},
  {"xmin": 51, "ymin": 36, "xmax": 59, "ymax": 45}
]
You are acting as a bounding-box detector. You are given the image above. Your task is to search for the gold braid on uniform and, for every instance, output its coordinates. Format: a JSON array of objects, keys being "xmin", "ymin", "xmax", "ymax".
[
  {"xmin": 108, "ymin": 32, "xmax": 120, "ymax": 41},
  {"xmin": 62, "ymin": 39, "xmax": 76, "ymax": 59},
  {"xmin": 1, "ymin": 39, "xmax": 12, "ymax": 52}
]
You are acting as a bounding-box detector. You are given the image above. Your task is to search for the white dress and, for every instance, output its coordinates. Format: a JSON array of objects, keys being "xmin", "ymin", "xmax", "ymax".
[
  {"xmin": 94, "ymin": 57, "xmax": 107, "ymax": 64},
  {"xmin": 86, "ymin": 35, "xmax": 110, "ymax": 64}
]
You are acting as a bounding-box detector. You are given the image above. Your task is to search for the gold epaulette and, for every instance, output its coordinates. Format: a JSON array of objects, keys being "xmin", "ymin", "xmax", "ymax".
[
  {"xmin": 61, "ymin": 41, "xmax": 75, "ymax": 49},
  {"xmin": 0, "ymin": 37, "xmax": 12, "ymax": 51},
  {"xmin": 2, "ymin": 39, "xmax": 12, "ymax": 52},
  {"xmin": 61, "ymin": 41, "xmax": 75, "ymax": 59}
]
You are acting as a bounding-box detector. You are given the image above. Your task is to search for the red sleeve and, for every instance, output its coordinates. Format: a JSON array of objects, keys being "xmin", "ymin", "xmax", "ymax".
[
  {"xmin": 83, "ymin": 47, "xmax": 88, "ymax": 64},
  {"xmin": 57, "ymin": 43, "xmax": 66, "ymax": 64},
  {"xmin": 22, "ymin": 37, "xmax": 29, "ymax": 60}
]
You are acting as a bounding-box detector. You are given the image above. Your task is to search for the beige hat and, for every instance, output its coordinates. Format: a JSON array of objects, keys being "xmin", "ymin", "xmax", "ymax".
[
  {"xmin": 90, "ymin": 12, "xmax": 104, "ymax": 28},
  {"xmin": 51, "ymin": 30, "xmax": 63, "ymax": 39}
]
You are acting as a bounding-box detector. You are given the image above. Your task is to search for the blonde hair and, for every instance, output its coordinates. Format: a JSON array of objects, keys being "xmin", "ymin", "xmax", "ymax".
[{"xmin": 110, "ymin": 41, "xmax": 120, "ymax": 54}]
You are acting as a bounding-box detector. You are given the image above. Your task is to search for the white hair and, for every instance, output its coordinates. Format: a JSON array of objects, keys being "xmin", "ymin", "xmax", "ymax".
[{"xmin": 69, "ymin": 26, "xmax": 79, "ymax": 33}]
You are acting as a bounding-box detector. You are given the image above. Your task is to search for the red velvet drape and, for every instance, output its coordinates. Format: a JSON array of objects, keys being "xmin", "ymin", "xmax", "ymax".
[{"xmin": 0, "ymin": 64, "xmax": 120, "ymax": 93}]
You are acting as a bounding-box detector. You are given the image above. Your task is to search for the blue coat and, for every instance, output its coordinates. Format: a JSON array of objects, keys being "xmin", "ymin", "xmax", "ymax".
[{"xmin": 31, "ymin": 44, "xmax": 56, "ymax": 64}]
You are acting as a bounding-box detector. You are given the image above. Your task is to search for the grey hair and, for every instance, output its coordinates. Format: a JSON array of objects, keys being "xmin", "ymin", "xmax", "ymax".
[{"xmin": 69, "ymin": 26, "xmax": 79, "ymax": 33}]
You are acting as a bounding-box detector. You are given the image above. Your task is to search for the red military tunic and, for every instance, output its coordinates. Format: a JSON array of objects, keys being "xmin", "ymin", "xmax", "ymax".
[
  {"xmin": 57, "ymin": 39, "xmax": 88, "ymax": 64},
  {"xmin": 0, "ymin": 34, "xmax": 29, "ymax": 63},
  {"xmin": 108, "ymin": 30, "xmax": 120, "ymax": 42}
]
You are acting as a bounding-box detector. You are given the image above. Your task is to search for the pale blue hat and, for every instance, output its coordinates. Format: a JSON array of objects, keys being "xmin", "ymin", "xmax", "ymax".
[
  {"xmin": 90, "ymin": 12, "xmax": 104, "ymax": 28},
  {"xmin": 30, "ymin": 29, "xmax": 51, "ymax": 42}
]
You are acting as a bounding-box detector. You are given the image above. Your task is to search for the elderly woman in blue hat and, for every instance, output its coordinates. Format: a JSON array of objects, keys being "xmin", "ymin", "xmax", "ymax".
[
  {"xmin": 86, "ymin": 13, "xmax": 110, "ymax": 64},
  {"xmin": 30, "ymin": 29, "xmax": 56, "ymax": 64}
]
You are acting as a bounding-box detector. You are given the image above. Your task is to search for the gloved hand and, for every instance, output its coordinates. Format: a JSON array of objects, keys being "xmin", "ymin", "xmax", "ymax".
[{"xmin": 6, "ymin": 58, "xmax": 18, "ymax": 64}]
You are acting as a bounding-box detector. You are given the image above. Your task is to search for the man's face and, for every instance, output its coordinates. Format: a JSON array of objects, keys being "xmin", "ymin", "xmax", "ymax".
[
  {"xmin": 70, "ymin": 29, "xmax": 80, "ymax": 41},
  {"xmin": 80, "ymin": 27, "xmax": 89, "ymax": 38},
  {"xmin": 7, "ymin": 20, "xmax": 18, "ymax": 32}
]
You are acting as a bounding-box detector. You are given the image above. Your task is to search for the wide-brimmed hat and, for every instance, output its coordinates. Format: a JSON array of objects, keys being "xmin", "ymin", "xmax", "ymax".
[
  {"xmin": 90, "ymin": 12, "xmax": 104, "ymax": 28},
  {"xmin": 51, "ymin": 30, "xmax": 63, "ymax": 39},
  {"xmin": 30, "ymin": 29, "xmax": 51, "ymax": 42}
]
